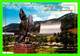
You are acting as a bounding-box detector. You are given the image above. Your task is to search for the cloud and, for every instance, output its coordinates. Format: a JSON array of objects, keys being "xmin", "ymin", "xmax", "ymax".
[
  {"xmin": 17, "ymin": 22, "xmax": 20, "ymax": 23},
  {"xmin": 3, "ymin": 3, "xmax": 21, "ymax": 10},
  {"xmin": 33, "ymin": 15, "xmax": 43, "ymax": 21},
  {"xmin": 48, "ymin": 14, "xmax": 57, "ymax": 19},
  {"xmin": 3, "ymin": 3, "xmax": 32, "ymax": 10},
  {"xmin": 46, "ymin": 3, "xmax": 77, "ymax": 20},
  {"xmin": 3, "ymin": 3, "xmax": 77, "ymax": 13},
  {"xmin": 3, "ymin": 25, "xmax": 5, "ymax": 27},
  {"xmin": 32, "ymin": 3, "xmax": 76, "ymax": 20},
  {"xmin": 47, "ymin": 11, "xmax": 70, "ymax": 20},
  {"xmin": 3, "ymin": 2, "xmax": 77, "ymax": 25},
  {"xmin": 3, "ymin": 3, "xmax": 44, "ymax": 10},
  {"xmin": 61, "ymin": 3, "xmax": 77, "ymax": 13}
]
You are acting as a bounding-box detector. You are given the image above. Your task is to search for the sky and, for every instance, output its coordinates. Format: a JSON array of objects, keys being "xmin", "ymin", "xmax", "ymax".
[{"xmin": 3, "ymin": 3, "xmax": 77, "ymax": 27}]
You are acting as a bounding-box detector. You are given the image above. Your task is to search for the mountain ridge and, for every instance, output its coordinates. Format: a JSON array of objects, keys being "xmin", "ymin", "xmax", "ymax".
[{"xmin": 3, "ymin": 13, "xmax": 77, "ymax": 34}]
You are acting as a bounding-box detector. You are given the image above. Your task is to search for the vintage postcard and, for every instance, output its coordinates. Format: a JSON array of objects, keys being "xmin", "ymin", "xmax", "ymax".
[{"xmin": 3, "ymin": 3, "xmax": 77, "ymax": 54}]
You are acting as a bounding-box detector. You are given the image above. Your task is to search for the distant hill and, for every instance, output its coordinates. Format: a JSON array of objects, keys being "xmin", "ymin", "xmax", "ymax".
[
  {"xmin": 60, "ymin": 13, "xmax": 77, "ymax": 30},
  {"xmin": 3, "ymin": 23, "xmax": 20, "ymax": 34},
  {"xmin": 3, "ymin": 13, "xmax": 77, "ymax": 34}
]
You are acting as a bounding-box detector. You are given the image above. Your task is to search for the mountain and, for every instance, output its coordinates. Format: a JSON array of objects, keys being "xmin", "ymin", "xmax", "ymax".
[
  {"xmin": 3, "ymin": 23, "xmax": 20, "ymax": 34},
  {"xmin": 60, "ymin": 13, "xmax": 77, "ymax": 30},
  {"xmin": 3, "ymin": 13, "xmax": 77, "ymax": 34}
]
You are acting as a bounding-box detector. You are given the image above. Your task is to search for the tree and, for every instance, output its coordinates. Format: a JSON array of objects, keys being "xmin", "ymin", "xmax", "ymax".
[
  {"xmin": 53, "ymin": 36, "xmax": 61, "ymax": 43},
  {"xmin": 53, "ymin": 30, "xmax": 75, "ymax": 49}
]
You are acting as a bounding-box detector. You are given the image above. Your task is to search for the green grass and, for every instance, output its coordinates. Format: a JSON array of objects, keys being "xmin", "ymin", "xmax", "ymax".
[{"xmin": 45, "ymin": 48, "xmax": 60, "ymax": 50}]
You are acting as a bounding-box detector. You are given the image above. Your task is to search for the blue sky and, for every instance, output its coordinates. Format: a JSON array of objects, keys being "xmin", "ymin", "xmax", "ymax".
[{"xmin": 3, "ymin": 3, "xmax": 77, "ymax": 27}]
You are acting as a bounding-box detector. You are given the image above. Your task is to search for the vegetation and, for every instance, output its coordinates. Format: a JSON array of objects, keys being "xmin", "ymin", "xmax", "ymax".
[
  {"xmin": 61, "ymin": 13, "xmax": 77, "ymax": 31},
  {"xmin": 3, "ymin": 13, "xmax": 77, "ymax": 53}
]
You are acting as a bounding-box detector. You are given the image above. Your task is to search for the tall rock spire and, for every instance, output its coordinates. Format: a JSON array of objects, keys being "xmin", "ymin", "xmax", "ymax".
[{"xmin": 28, "ymin": 15, "xmax": 34, "ymax": 30}]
